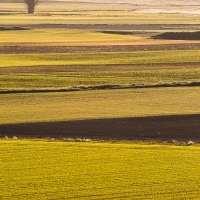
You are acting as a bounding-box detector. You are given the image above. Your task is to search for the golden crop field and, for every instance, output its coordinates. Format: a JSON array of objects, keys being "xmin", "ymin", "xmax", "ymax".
[{"xmin": 1, "ymin": 140, "xmax": 200, "ymax": 200}]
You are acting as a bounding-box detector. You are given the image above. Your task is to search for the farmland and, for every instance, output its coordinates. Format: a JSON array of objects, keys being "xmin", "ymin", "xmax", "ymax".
[
  {"xmin": 1, "ymin": 87, "xmax": 200, "ymax": 124},
  {"xmin": 1, "ymin": 140, "xmax": 200, "ymax": 200},
  {"xmin": 1, "ymin": 67, "xmax": 200, "ymax": 89},
  {"xmin": 0, "ymin": 2, "xmax": 200, "ymax": 25},
  {"xmin": 1, "ymin": 1, "xmax": 200, "ymax": 199},
  {"xmin": 1, "ymin": 50, "xmax": 200, "ymax": 67},
  {"xmin": 0, "ymin": 29, "xmax": 143, "ymax": 46},
  {"xmin": 1, "ymin": 49, "xmax": 200, "ymax": 90},
  {"xmin": 0, "ymin": 0, "xmax": 200, "ymax": 140}
]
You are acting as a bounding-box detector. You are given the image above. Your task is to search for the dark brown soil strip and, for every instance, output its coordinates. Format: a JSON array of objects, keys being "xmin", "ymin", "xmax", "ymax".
[
  {"xmin": 0, "ymin": 26, "xmax": 30, "ymax": 31},
  {"xmin": 1, "ymin": 114, "xmax": 200, "ymax": 140},
  {"xmin": 153, "ymin": 31, "xmax": 200, "ymax": 40}
]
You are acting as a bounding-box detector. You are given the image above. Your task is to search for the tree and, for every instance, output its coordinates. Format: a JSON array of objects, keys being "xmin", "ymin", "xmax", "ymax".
[{"xmin": 24, "ymin": 0, "xmax": 39, "ymax": 14}]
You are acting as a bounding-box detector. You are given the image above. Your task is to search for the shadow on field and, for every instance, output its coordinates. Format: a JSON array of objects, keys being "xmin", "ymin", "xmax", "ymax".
[
  {"xmin": 0, "ymin": 114, "xmax": 200, "ymax": 140},
  {"xmin": 153, "ymin": 31, "xmax": 200, "ymax": 40}
]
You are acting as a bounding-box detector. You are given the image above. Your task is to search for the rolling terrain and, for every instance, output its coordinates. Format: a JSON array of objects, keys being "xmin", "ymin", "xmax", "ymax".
[
  {"xmin": 1, "ymin": 38, "xmax": 200, "ymax": 140},
  {"xmin": 1, "ymin": 2, "xmax": 200, "ymax": 199},
  {"xmin": 0, "ymin": 2, "xmax": 200, "ymax": 140}
]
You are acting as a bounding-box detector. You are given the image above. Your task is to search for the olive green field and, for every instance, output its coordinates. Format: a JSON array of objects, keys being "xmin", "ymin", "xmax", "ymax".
[
  {"xmin": 1, "ymin": 49, "xmax": 200, "ymax": 89},
  {"xmin": 1, "ymin": 50, "xmax": 200, "ymax": 68}
]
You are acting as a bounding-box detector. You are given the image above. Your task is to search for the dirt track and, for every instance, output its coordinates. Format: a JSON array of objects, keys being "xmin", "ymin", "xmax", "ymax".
[
  {"xmin": 0, "ymin": 63, "xmax": 199, "ymax": 74},
  {"xmin": 1, "ymin": 43, "xmax": 200, "ymax": 54},
  {"xmin": 1, "ymin": 114, "xmax": 200, "ymax": 140}
]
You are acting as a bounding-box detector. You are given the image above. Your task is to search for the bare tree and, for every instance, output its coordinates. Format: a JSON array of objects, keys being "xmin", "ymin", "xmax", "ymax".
[{"xmin": 24, "ymin": 0, "xmax": 39, "ymax": 14}]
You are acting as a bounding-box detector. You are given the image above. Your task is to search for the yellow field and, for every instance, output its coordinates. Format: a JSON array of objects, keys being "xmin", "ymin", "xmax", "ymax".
[
  {"xmin": 1, "ymin": 140, "xmax": 200, "ymax": 200},
  {"xmin": 1, "ymin": 87, "xmax": 200, "ymax": 124},
  {"xmin": 0, "ymin": 29, "xmax": 145, "ymax": 46}
]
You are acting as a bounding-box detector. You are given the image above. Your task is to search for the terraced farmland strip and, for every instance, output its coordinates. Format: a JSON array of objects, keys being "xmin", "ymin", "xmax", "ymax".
[
  {"xmin": 1, "ymin": 43, "xmax": 200, "ymax": 54},
  {"xmin": 1, "ymin": 67, "xmax": 200, "ymax": 89},
  {"xmin": 0, "ymin": 12, "xmax": 200, "ymax": 25},
  {"xmin": 1, "ymin": 87, "xmax": 200, "ymax": 124},
  {"xmin": 0, "ymin": 29, "xmax": 142, "ymax": 46},
  {"xmin": 1, "ymin": 50, "xmax": 200, "ymax": 68}
]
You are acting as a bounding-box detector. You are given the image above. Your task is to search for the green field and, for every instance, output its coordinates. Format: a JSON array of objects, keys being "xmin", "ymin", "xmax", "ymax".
[
  {"xmin": 1, "ymin": 67, "xmax": 200, "ymax": 90},
  {"xmin": 1, "ymin": 87, "xmax": 200, "ymax": 124},
  {"xmin": 1, "ymin": 50, "xmax": 200, "ymax": 90},
  {"xmin": 0, "ymin": 29, "xmax": 200, "ymax": 91},
  {"xmin": 1, "ymin": 140, "xmax": 200, "ymax": 200},
  {"xmin": 1, "ymin": 50, "xmax": 200, "ymax": 67}
]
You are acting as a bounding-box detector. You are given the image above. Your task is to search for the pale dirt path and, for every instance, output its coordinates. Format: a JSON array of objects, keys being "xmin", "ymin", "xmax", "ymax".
[{"xmin": 1, "ymin": 42, "xmax": 200, "ymax": 54}]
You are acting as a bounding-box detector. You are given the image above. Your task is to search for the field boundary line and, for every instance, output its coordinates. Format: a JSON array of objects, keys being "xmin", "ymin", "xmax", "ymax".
[{"xmin": 1, "ymin": 81, "xmax": 200, "ymax": 94}]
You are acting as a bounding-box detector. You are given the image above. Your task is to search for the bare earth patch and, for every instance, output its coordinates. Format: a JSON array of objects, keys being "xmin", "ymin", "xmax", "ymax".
[{"xmin": 1, "ymin": 114, "xmax": 200, "ymax": 141}]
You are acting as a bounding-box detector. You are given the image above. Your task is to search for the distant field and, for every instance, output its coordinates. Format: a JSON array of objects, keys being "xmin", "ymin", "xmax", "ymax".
[
  {"xmin": 0, "ymin": 2, "xmax": 135, "ymax": 12},
  {"xmin": 0, "ymin": 3, "xmax": 200, "ymax": 25},
  {"xmin": 1, "ymin": 29, "xmax": 200, "ymax": 47},
  {"xmin": 1, "ymin": 67, "xmax": 200, "ymax": 89},
  {"xmin": 1, "ymin": 13, "xmax": 199, "ymax": 25},
  {"xmin": 1, "ymin": 87, "xmax": 200, "ymax": 124},
  {"xmin": 1, "ymin": 50, "xmax": 200, "ymax": 68},
  {"xmin": 1, "ymin": 140, "xmax": 200, "ymax": 199},
  {"xmin": 0, "ymin": 29, "xmax": 143, "ymax": 46},
  {"xmin": 1, "ymin": 49, "xmax": 200, "ymax": 89},
  {"xmin": 0, "ymin": 29, "xmax": 141, "ymax": 42}
]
